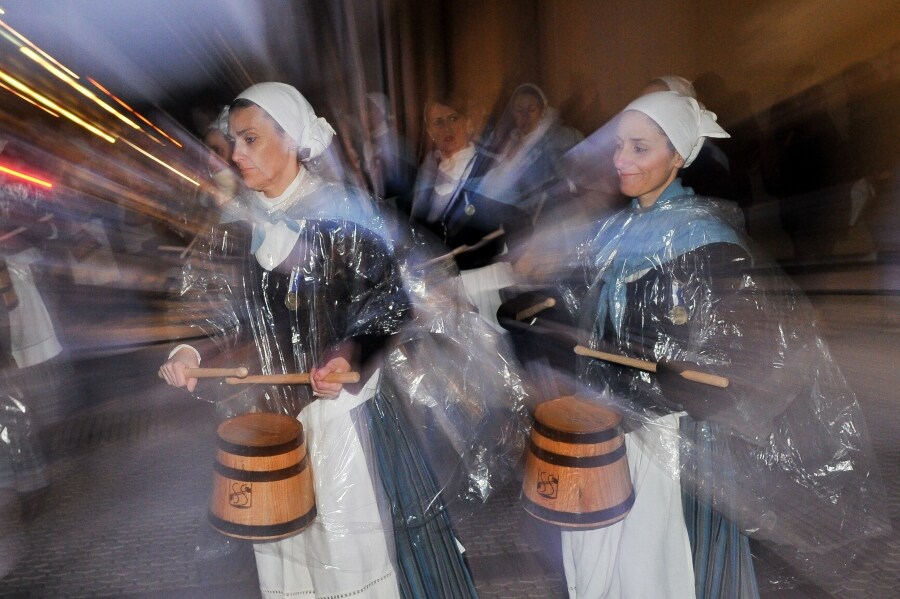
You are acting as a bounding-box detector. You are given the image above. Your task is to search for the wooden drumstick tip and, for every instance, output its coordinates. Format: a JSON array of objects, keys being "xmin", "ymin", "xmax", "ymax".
[
  {"xmin": 515, "ymin": 297, "xmax": 557, "ymax": 321},
  {"xmin": 679, "ymin": 370, "xmax": 730, "ymax": 388}
]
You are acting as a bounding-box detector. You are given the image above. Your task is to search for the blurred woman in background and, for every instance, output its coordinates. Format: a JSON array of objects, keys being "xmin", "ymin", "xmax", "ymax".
[
  {"xmin": 410, "ymin": 95, "xmax": 530, "ymax": 331},
  {"xmin": 478, "ymin": 83, "xmax": 583, "ymax": 222}
]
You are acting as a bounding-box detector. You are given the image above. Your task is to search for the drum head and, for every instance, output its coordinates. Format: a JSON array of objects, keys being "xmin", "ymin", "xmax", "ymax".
[
  {"xmin": 535, "ymin": 396, "xmax": 621, "ymax": 435},
  {"xmin": 217, "ymin": 413, "xmax": 302, "ymax": 447}
]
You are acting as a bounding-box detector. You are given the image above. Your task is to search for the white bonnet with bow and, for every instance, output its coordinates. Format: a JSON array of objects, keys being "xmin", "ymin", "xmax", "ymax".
[
  {"xmin": 623, "ymin": 90, "xmax": 729, "ymax": 167},
  {"xmin": 234, "ymin": 82, "xmax": 335, "ymax": 160}
]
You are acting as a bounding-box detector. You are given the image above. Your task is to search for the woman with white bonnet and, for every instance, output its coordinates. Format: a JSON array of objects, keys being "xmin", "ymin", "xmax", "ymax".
[
  {"xmin": 410, "ymin": 94, "xmax": 531, "ymax": 332},
  {"xmin": 203, "ymin": 106, "xmax": 235, "ymax": 188},
  {"xmin": 199, "ymin": 106, "xmax": 245, "ymax": 224},
  {"xmin": 159, "ymin": 83, "xmax": 477, "ymax": 598},
  {"xmin": 559, "ymin": 87, "xmax": 889, "ymax": 599},
  {"xmin": 478, "ymin": 83, "xmax": 583, "ymax": 221},
  {"xmin": 560, "ymin": 90, "xmax": 761, "ymax": 598}
]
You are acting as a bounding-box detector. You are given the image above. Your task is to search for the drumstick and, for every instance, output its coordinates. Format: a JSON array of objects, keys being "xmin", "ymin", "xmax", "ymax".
[
  {"xmin": 0, "ymin": 227, "xmax": 26, "ymax": 243},
  {"xmin": 157, "ymin": 245, "xmax": 191, "ymax": 253},
  {"xmin": 416, "ymin": 227, "xmax": 505, "ymax": 268},
  {"xmin": 225, "ymin": 372, "xmax": 361, "ymax": 385},
  {"xmin": 179, "ymin": 235, "xmax": 198, "ymax": 259},
  {"xmin": 574, "ymin": 345, "xmax": 729, "ymax": 388},
  {"xmin": 158, "ymin": 366, "xmax": 249, "ymax": 380},
  {"xmin": 184, "ymin": 367, "xmax": 249, "ymax": 378},
  {"xmin": 0, "ymin": 214, "xmax": 55, "ymax": 243},
  {"xmin": 515, "ymin": 297, "xmax": 556, "ymax": 321}
]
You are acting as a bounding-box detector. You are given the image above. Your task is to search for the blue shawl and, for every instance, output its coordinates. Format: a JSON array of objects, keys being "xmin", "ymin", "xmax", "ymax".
[{"xmin": 584, "ymin": 179, "xmax": 748, "ymax": 337}]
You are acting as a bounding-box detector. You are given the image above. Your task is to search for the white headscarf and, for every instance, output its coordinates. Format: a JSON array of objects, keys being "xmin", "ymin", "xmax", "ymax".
[
  {"xmin": 623, "ymin": 91, "xmax": 729, "ymax": 167},
  {"xmin": 654, "ymin": 75, "xmax": 697, "ymax": 100},
  {"xmin": 513, "ymin": 83, "xmax": 549, "ymax": 109},
  {"xmin": 235, "ymin": 82, "xmax": 335, "ymax": 160}
]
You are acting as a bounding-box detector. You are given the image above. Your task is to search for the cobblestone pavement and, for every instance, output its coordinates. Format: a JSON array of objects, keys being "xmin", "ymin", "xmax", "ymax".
[{"xmin": 0, "ymin": 295, "xmax": 897, "ymax": 598}]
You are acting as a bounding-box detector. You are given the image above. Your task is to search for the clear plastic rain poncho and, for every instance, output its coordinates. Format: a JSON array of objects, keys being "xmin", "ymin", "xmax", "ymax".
[
  {"xmin": 170, "ymin": 168, "xmax": 530, "ymax": 596},
  {"xmin": 0, "ymin": 376, "xmax": 49, "ymax": 497},
  {"xmin": 560, "ymin": 179, "xmax": 889, "ymax": 578}
]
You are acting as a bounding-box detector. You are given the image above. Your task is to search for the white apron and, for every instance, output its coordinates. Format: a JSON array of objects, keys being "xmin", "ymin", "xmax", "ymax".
[
  {"xmin": 6, "ymin": 248, "xmax": 62, "ymax": 368},
  {"xmin": 561, "ymin": 413, "xmax": 695, "ymax": 599},
  {"xmin": 459, "ymin": 260, "xmax": 515, "ymax": 333},
  {"xmin": 253, "ymin": 370, "xmax": 401, "ymax": 599}
]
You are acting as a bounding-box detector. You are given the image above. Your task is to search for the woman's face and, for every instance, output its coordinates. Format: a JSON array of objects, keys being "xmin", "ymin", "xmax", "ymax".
[
  {"xmin": 229, "ymin": 104, "xmax": 299, "ymax": 198},
  {"xmin": 203, "ymin": 129, "xmax": 233, "ymax": 175},
  {"xmin": 513, "ymin": 93, "xmax": 543, "ymax": 135},
  {"xmin": 613, "ymin": 110, "xmax": 684, "ymax": 207},
  {"xmin": 426, "ymin": 102, "xmax": 469, "ymax": 157}
]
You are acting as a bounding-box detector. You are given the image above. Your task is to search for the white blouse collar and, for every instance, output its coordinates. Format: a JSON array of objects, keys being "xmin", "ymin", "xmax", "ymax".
[{"xmin": 253, "ymin": 168, "xmax": 323, "ymax": 214}]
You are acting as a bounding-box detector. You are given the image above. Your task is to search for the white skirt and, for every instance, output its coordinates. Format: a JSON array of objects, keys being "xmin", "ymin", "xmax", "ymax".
[
  {"xmin": 561, "ymin": 413, "xmax": 695, "ymax": 599},
  {"xmin": 6, "ymin": 248, "xmax": 62, "ymax": 368},
  {"xmin": 254, "ymin": 370, "xmax": 401, "ymax": 599}
]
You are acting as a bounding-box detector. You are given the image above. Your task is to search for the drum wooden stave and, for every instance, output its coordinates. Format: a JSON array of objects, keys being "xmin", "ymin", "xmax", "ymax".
[
  {"xmin": 209, "ymin": 412, "xmax": 316, "ymax": 541},
  {"xmin": 522, "ymin": 396, "xmax": 634, "ymax": 529}
]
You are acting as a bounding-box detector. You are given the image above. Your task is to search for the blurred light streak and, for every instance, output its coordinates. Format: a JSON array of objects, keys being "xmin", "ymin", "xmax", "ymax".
[
  {"xmin": 0, "ymin": 68, "xmax": 115, "ymax": 142},
  {"xmin": 19, "ymin": 46, "xmax": 142, "ymax": 130},
  {"xmin": 0, "ymin": 162, "xmax": 53, "ymax": 188},
  {"xmin": 87, "ymin": 76, "xmax": 184, "ymax": 148},
  {"xmin": 216, "ymin": 30, "xmax": 254, "ymax": 89},
  {"xmin": 0, "ymin": 79, "xmax": 59, "ymax": 116},
  {"xmin": 0, "ymin": 28, "xmax": 18, "ymax": 45},
  {"xmin": 0, "ymin": 18, "xmax": 79, "ymax": 79},
  {"xmin": 144, "ymin": 131, "xmax": 165, "ymax": 146},
  {"xmin": 119, "ymin": 137, "xmax": 198, "ymax": 186}
]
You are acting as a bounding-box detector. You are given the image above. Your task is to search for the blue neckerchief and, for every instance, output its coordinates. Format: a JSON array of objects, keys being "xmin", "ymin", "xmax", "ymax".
[{"xmin": 588, "ymin": 179, "xmax": 747, "ymax": 337}]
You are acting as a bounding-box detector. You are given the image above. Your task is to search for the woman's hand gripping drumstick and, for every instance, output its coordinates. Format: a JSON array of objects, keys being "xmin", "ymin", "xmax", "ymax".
[
  {"xmin": 574, "ymin": 345, "xmax": 730, "ymax": 388},
  {"xmin": 160, "ymin": 350, "xmax": 357, "ymax": 396},
  {"xmin": 158, "ymin": 347, "xmax": 205, "ymax": 392},
  {"xmin": 223, "ymin": 357, "xmax": 358, "ymax": 398}
]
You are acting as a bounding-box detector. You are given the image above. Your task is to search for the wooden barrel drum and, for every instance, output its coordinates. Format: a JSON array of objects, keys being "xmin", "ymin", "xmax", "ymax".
[
  {"xmin": 522, "ymin": 396, "xmax": 634, "ymax": 529},
  {"xmin": 209, "ymin": 413, "xmax": 316, "ymax": 541}
]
